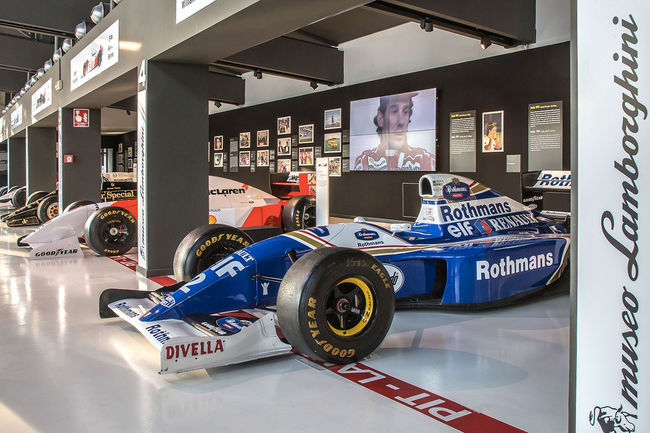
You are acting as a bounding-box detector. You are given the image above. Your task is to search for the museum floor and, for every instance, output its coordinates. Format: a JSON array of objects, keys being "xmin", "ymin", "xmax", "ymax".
[{"xmin": 0, "ymin": 224, "xmax": 570, "ymax": 433}]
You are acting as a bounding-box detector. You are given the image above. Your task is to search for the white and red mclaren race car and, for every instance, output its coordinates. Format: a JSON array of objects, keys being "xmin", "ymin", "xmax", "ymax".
[{"xmin": 18, "ymin": 174, "xmax": 315, "ymax": 260}]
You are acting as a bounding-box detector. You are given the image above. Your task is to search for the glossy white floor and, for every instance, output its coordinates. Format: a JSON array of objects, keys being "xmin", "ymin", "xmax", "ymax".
[{"xmin": 0, "ymin": 225, "xmax": 570, "ymax": 433}]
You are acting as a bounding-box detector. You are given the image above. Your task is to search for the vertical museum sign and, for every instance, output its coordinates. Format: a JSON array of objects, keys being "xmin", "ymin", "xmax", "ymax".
[
  {"xmin": 576, "ymin": 2, "xmax": 648, "ymax": 432},
  {"xmin": 137, "ymin": 60, "xmax": 147, "ymax": 268}
]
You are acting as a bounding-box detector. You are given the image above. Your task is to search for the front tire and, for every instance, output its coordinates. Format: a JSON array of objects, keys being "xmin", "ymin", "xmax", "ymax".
[
  {"xmin": 37, "ymin": 195, "xmax": 59, "ymax": 223},
  {"xmin": 173, "ymin": 224, "xmax": 254, "ymax": 282},
  {"xmin": 84, "ymin": 207, "xmax": 137, "ymax": 256},
  {"xmin": 282, "ymin": 195, "xmax": 316, "ymax": 232},
  {"xmin": 26, "ymin": 190, "xmax": 48, "ymax": 205},
  {"xmin": 64, "ymin": 200, "xmax": 95, "ymax": 213},
  {"xmin": 277, "ymin": 247, "xmax": 395, "ymax": 364}
]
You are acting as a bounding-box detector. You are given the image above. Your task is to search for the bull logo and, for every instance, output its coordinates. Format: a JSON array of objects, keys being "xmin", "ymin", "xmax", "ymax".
[{"xmin": 589, "ymin": 405, "xmax": 636, "ymax": 432}]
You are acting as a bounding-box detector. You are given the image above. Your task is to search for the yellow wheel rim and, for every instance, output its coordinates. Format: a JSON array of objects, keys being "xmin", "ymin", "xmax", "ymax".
[{"xmin": 327, "ymin": 277, "xmax": 374, "ymax": 337}]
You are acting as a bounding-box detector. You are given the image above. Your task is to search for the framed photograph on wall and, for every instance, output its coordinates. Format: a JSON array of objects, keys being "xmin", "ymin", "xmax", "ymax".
[
  {"xmin": 257, "ymin": 130, "xmax": 269, "ymax": 147},
  {"xmin": 239, "ymin": 151, "xmax": 250, "ymax": 167},
  {"xmin": 239, "ymin": 132, "xmax": 251, "ymax": 149},
  {"xmin": 277, "ymin": 116, "xmax": 291, "ymax": 135},
  {"xmin": 214, "ymin": 152, "xmax": 223, "ymax": 168},
  {"xmin": 277, "ymin": 137, "xmax": 291, "ymax": 156},
  {"xmin": 329, "ymin": 156, "xmax": 342, "ymax": 177},
  {"xmin": 214, "ymin": 135, "xmax": 223, "ymax": 150},
  {"xmin": 324, "ymin": 108, "xmax": 342, "ymax": 130},
  {"xmin": 118, "ymin": 142, "xmax": 123, "ymax": 153},
  {"xmin": 482, "ymin": 110, "xmax": 504, "ymax": 152},
  {"xmin": 257, "ymin": 149, "xmax": 269, "ymax": 167},
  {"xmin": 299, "ymin": 147, "xmax": 314, "ymax": 166},
  {"xmin": 127, "ymin": 147, "xmax": 133, "ymax": 158},
  {"xmin": 324, "ymin": 132, "xmax": 342, "ymax": 153},
  {"xmin": 277, "ymin": 158, "xmax": 291, "ymax": 173},
  {"xmin": 127, "ymin": 158, "xmax": 133, "ymax": 169},
  {"xmin": 298, "ymin": 124, "xmax": 314, "ymax": 144}
]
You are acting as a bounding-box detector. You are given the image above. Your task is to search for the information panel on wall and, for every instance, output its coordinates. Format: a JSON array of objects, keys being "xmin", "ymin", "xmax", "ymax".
[
  {"xmin": 70, "ymin": 20, "xmax": 119, "ymax": 91},
  {"xmin": 31, "ymin": 79, "xmax": 52, "ymax": 117},
  {"xmin": 528, "ymin": 101, "xmax": 563, "ymax": 170},
  {"xmin": 449, "ymin": 110, "xmax": 476, "ymax": 172},
  {"xmin": 575, "ymin": 2, "xmax": 648, "ymax": 432}
]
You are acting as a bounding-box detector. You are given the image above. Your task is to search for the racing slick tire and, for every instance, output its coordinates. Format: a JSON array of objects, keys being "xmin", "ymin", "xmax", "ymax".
[
  {"xmin": 84, "ymin": 206, "xmax": 137, "ymax": 256},
  {"xmin": 26, "ymin": 190, "xmax": 48, "ymax": 205},
  {"xmin": 282, "ymin": 195, "xmax": 316, "ymax": 232},
  {"xmin": 277, "ymin": 247, "xmax": 395, "ymax": 364},
  {"xmin": 173, "ymin": 224, "xmax": 254, "ymax": 282},
  {"xmin": 36, "ymin": 195, "xmax": 59, "ymax": 223},
  {"xmin": 0, "ymin": 186, "xmax": 7, "ymax": 196},
  {"xmin": 64, "ymin": 200, "xmax": 95, "ymax": 213},
  {"xmin": 11, "ymin": 187, "xmax": 27, "ymax": 208}
]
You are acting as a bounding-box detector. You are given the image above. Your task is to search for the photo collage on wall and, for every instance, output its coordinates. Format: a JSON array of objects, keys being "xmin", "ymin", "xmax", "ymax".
[{"xmin": 211, "ymin": 103, "xmax": 350, "ymax": 176}]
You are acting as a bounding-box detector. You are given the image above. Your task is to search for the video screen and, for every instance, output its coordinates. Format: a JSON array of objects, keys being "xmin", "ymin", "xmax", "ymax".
[{"xmin": 350, "ymin": 88, "xmax": 437, "ymax": 171}]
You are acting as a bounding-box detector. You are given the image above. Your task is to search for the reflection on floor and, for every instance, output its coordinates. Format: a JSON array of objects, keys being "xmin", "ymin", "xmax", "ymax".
[{"xmin": 0, "ymin": 225, "xmax": 569, "ymax": 433}]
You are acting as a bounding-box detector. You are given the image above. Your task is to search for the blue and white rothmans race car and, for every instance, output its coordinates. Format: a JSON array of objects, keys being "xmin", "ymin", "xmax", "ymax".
[{"xmin": 100, "ymin": 174, "xmax": 570, "ymax": 374}]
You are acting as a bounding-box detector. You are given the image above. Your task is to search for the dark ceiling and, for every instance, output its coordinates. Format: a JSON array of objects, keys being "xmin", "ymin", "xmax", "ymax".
[{"xmin": 0, "ymin": 0, "xmax": 535, "ymax": 108}]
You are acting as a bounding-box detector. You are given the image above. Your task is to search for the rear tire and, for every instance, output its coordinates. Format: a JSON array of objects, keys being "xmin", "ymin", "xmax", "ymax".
[
  {"xmin": 173, "ymin": 224, "xmax": 254, "ymax": 282},
  {"xmin": 84, "ymin": 207, "xmax": 137, "ymax": 256},
  {"xmin": 26, "ymin": 190, "xmax": 48, "ymax": 205},
  {"xmin": 277, "ymin": 247, "xmax": 394, "ymax": 364},
  {"xmin": 11, "ymin": 186, "xmax": 26, "ymax": 208},
  {"xmin": 282, "ymin": 195, "xmax": 316, "ymax": 232},
  {"xmin": 37, "ymin": 195, "xmax": 59, "ymax": 223}
]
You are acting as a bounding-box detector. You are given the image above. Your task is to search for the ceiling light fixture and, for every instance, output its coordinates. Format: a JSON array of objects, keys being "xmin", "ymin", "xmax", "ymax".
[
  {"xmin": 75, "ymin": 21, "xmax": 93, "ymax": 40},
  {"xmin": 52, "ymin": 48, "xmax": 63, "ymax": 62},
  {"xmin": 62, "ymin": 38, "xmax": 74, "ymax": 53},
  {"xmin": 254, "ymin": 69, "xmax": 263, "ymax": 79},
  {"xmin": 480, "ymin": 35, "xmax": 492, "ymax": 50},
  {"xmin": 310, "ymin": 81, "xmax": 318, "ymax": 90},
  {"xmin": 214, "ymin": 101, "xmax": 221, "ymax": 108},
  {"xmin": 91, "ymin": 2, "xmax": 110, "ymax": 24},
  {"xmin": 37, "ymin": 68, "xmax": 45, "ymax": 78},
  {"xmin": 44, "ymin": 59, "xmax": 53, "ymax": 71}
]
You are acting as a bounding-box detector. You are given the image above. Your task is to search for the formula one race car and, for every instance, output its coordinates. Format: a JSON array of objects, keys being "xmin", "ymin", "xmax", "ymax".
[
  {"xmin": 0, "ymin": 185, "xmax": 27, "ymax": 210},
  {"xmin": 18, "ymin": 174, "xmax": 315, "ymax": 260},
  {"xmin": 1, "ymin": 190, "xmax": 59, "ymax": 227},
  {"xmin": 99, "ymin": 174, "xmax": 570, "ymax": 374}
]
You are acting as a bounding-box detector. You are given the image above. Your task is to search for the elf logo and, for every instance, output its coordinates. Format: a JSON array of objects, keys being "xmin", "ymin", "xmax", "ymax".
[{"xmin": 589, "ymin": 405, "xmax": 636, "ymax": 433}]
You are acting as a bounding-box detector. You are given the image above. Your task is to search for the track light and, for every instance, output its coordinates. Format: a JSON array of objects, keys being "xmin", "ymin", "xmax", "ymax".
[
  {"xmin": 480, "ymin": 35, "xmax": 492, "ymax": 50},
  {"xmin": 310, "ymin": 81, "xmax": 318, "ymax": 90},
  {"xmin": 75, "ymin": 21, "xmax": 93, "ymax": 40},
  {"xmin": 125, "ymin": 110, "xmax": 131, "ymax": 116},
  {"xmin": 52, "ymin": 48, "xmax": 63, "ymax": 62},
  {"xmin": 254, "ymin": 69, "xmax": 263, "ymax": 79},
  {"xmin": 420, "ymin": 17, "xmax": 434, "ymax": 32},
  {"xmin": 37, "ymin": 68, "xmax": 45, "ymax": 78},
  {"xmin": 44, "ymin": 59, "xmax": 53, "ymax": 71},
  {"xmin": 20, "ymin": 89, "xmax": 26, "ymax": 96},
  {"xmin": 62, "ymin": 38, "xmax": 74, "ymax": 53},
  {"xmin": 91, "ymin": 2, "xmax": 109, "ymax": 24},
  {"xmin": 214, "ymin": 101, "xmax": 221, "ymax": 108},
  {"xmin": 30, "ymin": 75, "xmax": 38, "ymax": 85}
]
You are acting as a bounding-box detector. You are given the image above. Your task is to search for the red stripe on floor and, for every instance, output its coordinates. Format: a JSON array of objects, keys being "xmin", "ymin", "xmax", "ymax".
[
  {"xmin": 300, "ymin": 357, "xmax": 525, "ymax": 433},
  {"xmin": 109, "ymin": 254, "xmax": 523, "ymax": 432},
  {"xmin": 108, "ymin": 255, "xmax": 177, "ymax": 286}
]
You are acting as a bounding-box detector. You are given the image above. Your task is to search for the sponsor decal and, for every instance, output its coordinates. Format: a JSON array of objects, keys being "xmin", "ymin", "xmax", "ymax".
[
  {"xmin": 33, "ymin": 247, "xmax": 80, "ymax": 258},
  {"xmin": 215, "ymin": 317, "xmax": 252, "ymax": 334},
  {"xmin": 101, "ymin": 190, "xmax": 136, "ymax": 200},
  {"xmin": 355, "ymin": 229, "xmax": 380, "ymax": 241},
  {"xmin": 533, "ymin": 171, "xmax": 571, "ymax": 189},
  {"xmin": 145, "ymin": 324, "xmax": 171, "ymax": 343},
  {"xmin": 165, "ymin": 339, "xmax": 224, "ymax": 360},
  {"xmin": 357, "ymin": 240, "xmax": 385, "ymax": 248},
  {"xmin": 476, "ymin": 252, "xmax": 554, "ymax": 280},
  {"xmin": 474, "ymin": 219, "xmax": 493, "ymax": 234},
  {"xmin": 113, "ymin": 301, "xmax": 139, "ymax": 318},
  {"xmin": 383, "ymin": 264, "xmax": 405, "ymax": 292},
  {"xmin": 440, "ymin": 200, "xmax": 513, "ymax": 223},
  {"xmin": 306, "ymin": 227, "xmax": 330, "ymax": 237},
  {"xmin": 209, "ymin": 186, "xmax": 248, "ymax": 196},
  {"xmin": 443, "ymin": 178, "xmax": 471, "ymax": 201},
  {"xmin": 160, "ymin": 296, "xmax": 175, "ymax": 308}
]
